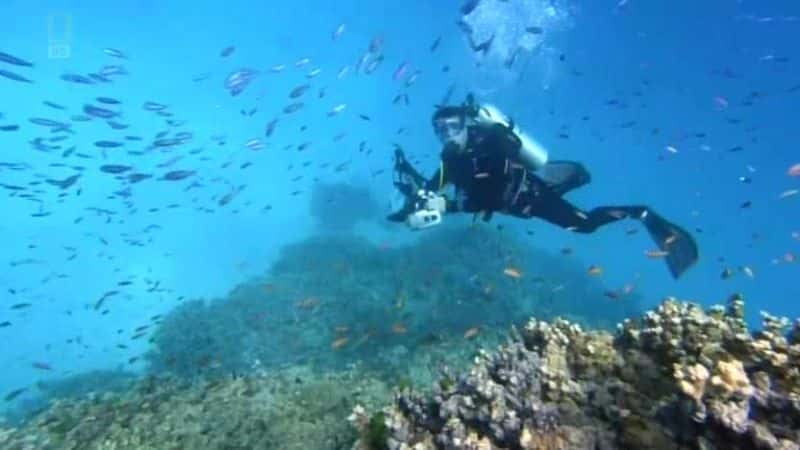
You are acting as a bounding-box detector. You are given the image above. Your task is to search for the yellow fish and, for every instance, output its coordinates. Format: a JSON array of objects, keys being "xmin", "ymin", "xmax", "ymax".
[
  {"xmin": 331, "ymin": 337, "xmax": 349, "ymax": 350},
  {"xmin": 587, "ymin": 265, "xmax": 603, "ymax": 276},
  {"xmin": 392, "ymin": 323, "xmax": 408, "ymax": 335},
  {"xmin": 464, "ymin": 326, "xmax": 481, "ymax": 339}
]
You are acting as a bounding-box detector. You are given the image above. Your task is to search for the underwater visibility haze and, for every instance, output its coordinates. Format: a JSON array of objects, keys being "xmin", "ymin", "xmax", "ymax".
[{"xmin": 1, "ymin": 0, "xmax": 800, "ymax": 448}]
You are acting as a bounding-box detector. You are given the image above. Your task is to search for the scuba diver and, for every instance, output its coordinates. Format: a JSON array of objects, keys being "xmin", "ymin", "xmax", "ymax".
[{"xmin": 387, "ymin": 95, "xmax": 699, "ymax": 279}]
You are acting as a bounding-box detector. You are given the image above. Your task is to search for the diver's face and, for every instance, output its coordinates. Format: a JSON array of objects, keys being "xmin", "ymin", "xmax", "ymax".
[{"xmin": 435, "ymin": 117, "xmax": 468, "ymax": 149}]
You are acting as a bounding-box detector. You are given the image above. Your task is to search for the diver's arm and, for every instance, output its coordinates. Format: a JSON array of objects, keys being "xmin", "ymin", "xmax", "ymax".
[
  {"xmin": 389, "ymin": 151, "xmax": 452, "ymax": 225},
  {"xmin": 424, "ymin": 161, "xmax": 461, "ymax": 213},
  {"xmin": 393, "ymin": 146, "xmax": 427, "ymax": 189},
  {"xmin": 402, "ymin": 159, "xmax": 454, "ymax": 230},
  {"xmin": 393, "ymin": 147, "xmax": 455, "ymax": 212}
]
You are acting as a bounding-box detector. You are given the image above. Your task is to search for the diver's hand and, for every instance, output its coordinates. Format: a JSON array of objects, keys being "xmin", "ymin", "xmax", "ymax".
[
  {"xmin": 407, "ymin": 209, "xmax": 442, "ymax": 230},
  {"xmin": 393, "ymin": 145, "xmax": 409, "ymax": 170},
  {"xmin": 406, "ymin": 190, "xmax": 446, "ymax": 230},
  {"xmin": 423, "ymin": 191, "xmax": 446, "ymax": 214},
  {"xmin": 416, "ymin": 190, "xmax": 446, "ymax": 214}
]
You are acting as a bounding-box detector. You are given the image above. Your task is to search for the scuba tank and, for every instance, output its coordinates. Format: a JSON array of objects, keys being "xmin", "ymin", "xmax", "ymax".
[{"xmin": 466, "ymin": 99, "xmax": 550, "ymax": 171}]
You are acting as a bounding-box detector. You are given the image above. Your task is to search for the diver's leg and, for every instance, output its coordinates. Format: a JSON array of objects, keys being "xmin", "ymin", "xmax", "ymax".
[
  {"xmin": 509, "ymin": 182, "xmax": 698, "ymax": 278},
  {"xmin": 510, "ymin": 184, "xmax": 641, "ymax": 232}
]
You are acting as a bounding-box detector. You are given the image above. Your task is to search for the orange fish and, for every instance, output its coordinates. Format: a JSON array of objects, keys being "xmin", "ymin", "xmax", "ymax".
[
  {"xmin": 503, "ymin": 267, "xmax": 522, "ymax": 279},
  {"xmin": 587, "ymin": 265, "xmax": 603, "ymax": 276},
  {"xmin": 391, "ymin": 323, "xmax": 408, "ymax": 334},
  {"xmin": 464, "ymin": 326, "xmax": 480, "ymax": 339},
  {"xmin": 331, "ymin": 336, "xmax": 349, "ymax": 350},
  {"xmin": 295, "ymin": 297, "xmax": 320, "ymax": 310}
]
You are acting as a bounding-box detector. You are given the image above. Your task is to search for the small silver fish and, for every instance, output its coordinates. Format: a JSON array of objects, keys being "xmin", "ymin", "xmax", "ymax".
[
  {"xmin": 327, "ymin": 103, "xmax": 347, "ymax": 116},
  {"xmin": 332, "ymin": 23, "xmax": 346, "ymax": 41},
  {"xmin": 103, "ymin": 47, "xmax": 127, "ymax": 59}
]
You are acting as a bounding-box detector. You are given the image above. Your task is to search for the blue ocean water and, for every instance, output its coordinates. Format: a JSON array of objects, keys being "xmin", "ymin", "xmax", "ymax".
[{"xmin": 0, "ymin": 0, "xmax": 798, "ymax": 422}]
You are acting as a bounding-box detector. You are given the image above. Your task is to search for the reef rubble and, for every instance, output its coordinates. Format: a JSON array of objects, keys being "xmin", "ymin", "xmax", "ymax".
[
  {"xmin": 353, "ymin": 294, "xmax": 800, "ymax": 450},
  {"xmin": 0, "ymin": 365, "xmax": 391, "ymax": 450},
  {"xmin": 3, "ymin": 294, "xmax": 798, "ymax": 450}
]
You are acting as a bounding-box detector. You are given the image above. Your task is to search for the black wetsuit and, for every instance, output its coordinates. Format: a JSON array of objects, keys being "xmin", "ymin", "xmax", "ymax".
[
  {"xmin": 389, "ymin": 122, "xmax": 699, "ymax": 278},
  {"xmin": 424, "ymin": 123, "xmax": 647, "ymax": 230}
]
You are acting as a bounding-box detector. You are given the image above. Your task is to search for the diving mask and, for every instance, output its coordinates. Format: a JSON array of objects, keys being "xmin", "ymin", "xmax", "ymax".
[{"xmin": 434, "ymin": 117, "xmax": 466, "ymax": 143}]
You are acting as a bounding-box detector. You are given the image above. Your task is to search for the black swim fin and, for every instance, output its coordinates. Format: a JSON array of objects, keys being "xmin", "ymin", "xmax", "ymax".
[{"xmin": 642, "ymin": 210, "xmax": 699, "ymax": 279}]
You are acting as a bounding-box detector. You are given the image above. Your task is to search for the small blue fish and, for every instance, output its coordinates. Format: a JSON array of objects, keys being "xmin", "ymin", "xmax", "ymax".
[
  {"xmin": 29, "ymin": 117, "xmax": 68, "ymax": 128},
  {"xmin": 43, "ymin": 101, "xmax": 66, "ymax": 110},
  {"xmin": 61, "ymin": 73, "xmax": 93, "ymax": 84},
  {"xmin": 100, "ymin": 164, "xmax": 132, "ymax": 174},
  {"xmin": 103, "ymin": 47, "xmax": 127, "ymax": 59},
  {"xmin": 0, "ymin": 69, "xmax": 32, "ymax": 83},
  {"xmin": 143, "ymin": 101, "xmax": 168, "ymax": 111},
  {"xmin": 96, "ymin": 96, "xmax": 121, "ymax": 105},
  {"xmin": 94, "ymin": 140, "xmax": 123, "ymax": 148},
  {"xmin": 0, "ymin": 51, "xmax": 33, "ymax": 67},
  {"xmin": 161, "ymin": 170, "xmax": 196, "ymax": 181},
  {"xmin": 4, "ymin": 387, "xmax": 26, "ymax": 402},
  {"xmin": 84, "ymin": 104, "xmax": 117, "ymax": 119}
]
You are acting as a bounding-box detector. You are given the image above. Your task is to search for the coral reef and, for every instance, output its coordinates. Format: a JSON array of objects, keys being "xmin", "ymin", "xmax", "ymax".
[
  {"xmin": 145, "ymin": 227, "xmax": 640, "ymax": 380},
  {"xmin": 5, "ymin": 292, "xmax": 800, "ymax": 450},
  {"xmin": 146, "ymin": 298, "xmax": 254, "ymax": 379},
  {"xmin": 3, "ymin": 370, "xmax": 137, "ymax": 427},
  {"xmin": 0, "ymin": 364, "xmax": 391, "ymax": 450},
  {"xmin": 0, "ymin": 227, "xmax": 657, "ymax": 449},
  {"xmin": 359, "ymin": 294, "xmax": 800, "ymax": 450}
]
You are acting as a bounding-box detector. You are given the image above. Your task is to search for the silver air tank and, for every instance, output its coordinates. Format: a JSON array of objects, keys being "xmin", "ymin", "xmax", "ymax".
[{"xmin": 474, "ymin": 104, "xmax": 549, "ymax": 171}]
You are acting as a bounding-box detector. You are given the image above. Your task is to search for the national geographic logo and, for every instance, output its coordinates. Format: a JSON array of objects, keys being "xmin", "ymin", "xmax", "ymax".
[{"xmin": 47, "ymin": 12, "xmax": 72, "ymax": 59}]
